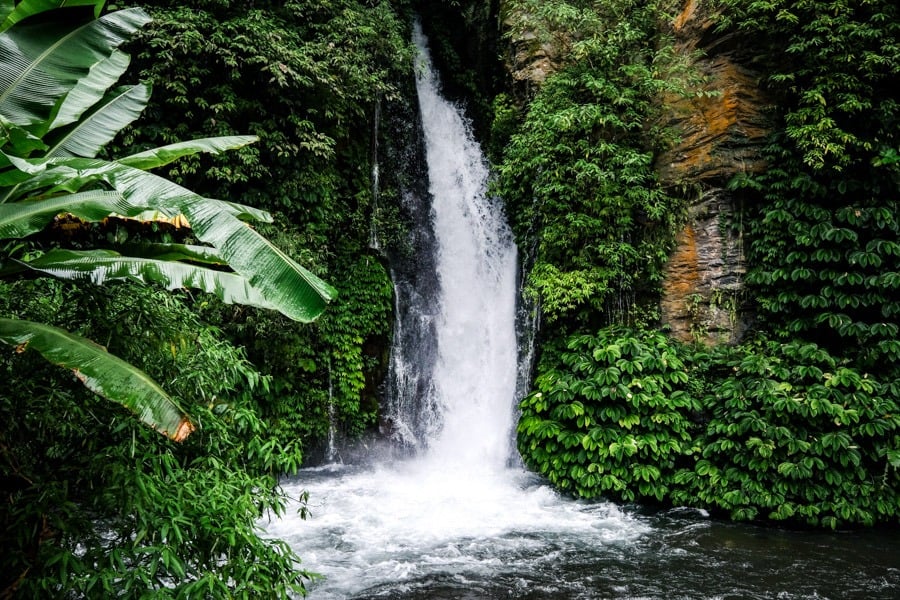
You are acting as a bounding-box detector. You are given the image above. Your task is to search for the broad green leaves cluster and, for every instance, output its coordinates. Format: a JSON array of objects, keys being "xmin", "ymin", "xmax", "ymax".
[
  {"xmin": 518, "ymin": 329, "xmax": 899, "ymax": 527},
  {"xmin": 519, "ymin": 328, "xmax": 699, "ymax": 502},
  {"xmin": 724, "ymin": 0, "xmax": 900, "ymax": 368},
  {"xmin": 678, "ymin": 340, "xmax": 899, "ymax": 526}
]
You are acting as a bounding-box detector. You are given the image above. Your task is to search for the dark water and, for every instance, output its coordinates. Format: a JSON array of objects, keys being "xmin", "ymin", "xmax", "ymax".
[
  {"xmin": 268, "ymin": 465, "xmax": 899, "ymax": 600},
  {"xmin": 348, "ymin": 512, "xmax": 899, "ymax": 600}
]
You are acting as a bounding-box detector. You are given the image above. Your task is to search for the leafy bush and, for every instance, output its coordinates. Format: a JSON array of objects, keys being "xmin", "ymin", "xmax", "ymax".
[
  {"xmin": 518, "ymin": 327, "xmax": 699, "ymax": 502},
  {"xmin": 675, "ymin": 340, "xmax": 899, "ymax": 527},
  {"xmin": 0, "ymin": 281, "xmax": 309, "ymax": 597},
  {"xmin": 114, "ymin": 0, "xmax": 413, "ymax": 445},
  {"xmin": 496, "ymin": 0, "xmax": 684, "ymax": 331}
]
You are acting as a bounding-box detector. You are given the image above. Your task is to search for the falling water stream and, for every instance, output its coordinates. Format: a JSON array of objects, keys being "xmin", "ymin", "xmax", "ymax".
[{"xmin": 265, "ymin": 24, "xmax": 900, "ymax": 600}]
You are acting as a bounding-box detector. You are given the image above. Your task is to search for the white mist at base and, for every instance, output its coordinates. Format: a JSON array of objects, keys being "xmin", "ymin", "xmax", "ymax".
[{"xmin": 265, "ymin": 23, "xmax": 649, "ymax": 599}]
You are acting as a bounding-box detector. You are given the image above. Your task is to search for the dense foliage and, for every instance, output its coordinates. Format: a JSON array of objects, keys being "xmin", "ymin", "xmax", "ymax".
[
  {"xmin": 496, "ymin": 0, "xmax": 685, "ymax": 332},
  {"xmin": 519, "ymin": 328, "xmax": 899, "ymax": 527},
  {"xmin": 2, "ymin": 0, "xmax": 414, "ymax": 595},
  {"xmin": 1, "ymin": 279, "xmax": 310, "ymax": 597},
  {"xmin": 112, "ymin": 0, "xmax": 413, "ymax": 449},
  {"xmin": 509, "ymin": 0, "xmax": 899, "ymax": 528},
  {"xmin": 518, "ymin": 328, "xmax": 699, "ymax": 502}
]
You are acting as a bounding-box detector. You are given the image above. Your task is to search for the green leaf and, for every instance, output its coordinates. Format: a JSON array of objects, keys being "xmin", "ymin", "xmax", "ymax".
[
  {"xmin": 0, "ymin": 8, "xmax": 150, "ymax": 127},
  {"xmin": 0, "ymin": 317, "xmax": 193, "ymax": 440},
  {"xmin": 0, "ymin": 0, "xmax": 105, "ymax": 33},
  {"xmin": 118, "ymin": 135, "xmax": 260, "ymax": 171},
  {"xmin": 119, "ymin": 242, "xmax": 227, "ymax": 265},
  {"xmin": 0, "ymin": 114, "xmax": 47, "ymax": 156},
  {"xmin": 5, "ymin": 155, "xmax": 336, "ymax": 320},
  {"xmin": 16, "ymin": 248, "xmax": 278, "ymax": 310},
  {"xmin": 48, "ymin": 49, "xmax": 130, "ymax": 132},
  {"xmin": 0, "ymin": 189, "xmax": 129, "ymax": 238},
  {"xmin": 46, "ymin": 83, "xmax": 149, "ymax": 157}
]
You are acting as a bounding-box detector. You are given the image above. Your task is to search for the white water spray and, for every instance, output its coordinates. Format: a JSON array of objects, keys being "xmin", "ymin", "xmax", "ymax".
[
  {"xmin": 266, "ymin": 23, "xmax": 647, "ymax": 599},
  {"xmin": 412, "ymin": 20, "xmax": 519, "ymax": 472}
]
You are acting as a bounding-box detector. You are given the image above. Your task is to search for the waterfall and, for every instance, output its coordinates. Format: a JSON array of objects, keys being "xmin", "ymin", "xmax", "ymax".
[
  {"xmin": 266, "ymin": 23, "xmax": 647, "ymax": 599},
  {"xmin": 407, "ymin": 20, "xmax": 519, "ymax": 470},
  {"xmin": 369, "ymin": 97, "xmax": 382, "ymax": 251}
]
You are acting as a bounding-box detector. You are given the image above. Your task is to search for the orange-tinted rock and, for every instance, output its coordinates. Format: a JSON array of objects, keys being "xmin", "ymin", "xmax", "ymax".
[{"xmin": 658, "ymin": 0, "xmax": 770, "ymax": 345}]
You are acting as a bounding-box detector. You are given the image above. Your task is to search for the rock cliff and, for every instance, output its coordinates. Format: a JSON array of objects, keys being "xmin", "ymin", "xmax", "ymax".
[{"xmin": 655, "ymin": 0, "xmax": 770, "ymax": 344}]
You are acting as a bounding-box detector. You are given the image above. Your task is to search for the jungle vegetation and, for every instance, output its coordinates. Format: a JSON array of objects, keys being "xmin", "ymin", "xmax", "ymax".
[
  {"xmin": 499, "ymin": 0, "xmax": 899, "ymax": 528},
  {"xmin": 1, "ymin": 0, "xmax": 898, "ymax": 596}
]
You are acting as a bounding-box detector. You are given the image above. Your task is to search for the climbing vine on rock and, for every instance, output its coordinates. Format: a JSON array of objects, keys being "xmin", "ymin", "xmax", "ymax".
[{"xmin": 496, "ymin": 0, "xmax": 686, "ymax": 332}]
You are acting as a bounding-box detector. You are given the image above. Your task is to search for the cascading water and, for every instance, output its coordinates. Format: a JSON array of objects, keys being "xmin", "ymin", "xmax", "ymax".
[{"xmin": 264, "ymin": 22, "xmax": 900, "ymax": 600}]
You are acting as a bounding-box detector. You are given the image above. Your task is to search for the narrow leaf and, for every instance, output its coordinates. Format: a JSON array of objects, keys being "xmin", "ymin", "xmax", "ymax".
[
  {"xmin": 119, "ymin": 135, "xmax": 260, "ymax": 171},
  {"xmin": 18, "ymin": 248, "xmax": 277, "ymax": 310},
  {"xmin": 0, "ymin": 317, "xmax": 193, "ymax": 441}
]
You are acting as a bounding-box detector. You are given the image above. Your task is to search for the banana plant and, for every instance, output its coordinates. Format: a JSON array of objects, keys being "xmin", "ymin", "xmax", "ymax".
[{"xmin": 0, "ymin": 1, "xmax": 337, "ymax": 440}]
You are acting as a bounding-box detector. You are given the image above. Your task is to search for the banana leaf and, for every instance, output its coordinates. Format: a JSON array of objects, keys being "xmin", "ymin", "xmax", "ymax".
[
  {"xmin": 14, "ymin": 248, "xmax": 277, "ymax": 310},
  {"xmin": 119, "ymin": 242, "xmax": 228, "ymax": 265},
  {"xmin": 2, "ymin": 154, "xmax": 270, "ymax": 223},
  {"xmin": 0, "ymin": 189, "xmax": 131, "ymax": 238},
  {"xmin": 5, "ymin": 155, "xmax": 337, "ymax": 321},
  {"xmin": 48, "ymin": 49, "xmax": 131, "ymax": 133},
  {"xmin": 0, "ymin": 0, "xmax": 105, "ymax": 33},
  {"xmin": 46, "ymin": 83, "xmax": 149, "ymax": 157},
  {"xmin": 0, "ymin": 317, "xmax": 194, "ymax": 441},
  {"xmin": 0, "ymin": 7, "xmax": 150, "ymax": 127},
  {"xmin": 118, "ymin": 135, "xmax": 260, "ymax": 171}
]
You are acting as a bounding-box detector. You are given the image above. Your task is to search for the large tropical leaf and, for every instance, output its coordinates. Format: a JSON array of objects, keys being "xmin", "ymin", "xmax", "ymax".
[
  {"xmin": 4, "ymin": 155, "xmax": 338, "ymax": 321},
  {"xmin": 119, "ymin": 135, "xmax": 260, "ymax": 171},
  {"xmin": 2, "ymin": 153, "xmax": 274, "ymax": 224},
  {"xmin": 0, "ymin": 189, "xmax": 128, "ymax": 238},
  {"xmin": 0, "ymin": 0, "xmax": 105, "ymax": 33},
  {"xmin": 120, "ymin": 242, "xmax": 228, "ymax": 265},
  {"xmin": 0, "ymin": 7, "xmax": 150, "ymax": 127},
  {"xmin": 0, "ymin": 0, "xmax": 11, "ymax": 25},
  {"xmin": 0, "ymin": 317, "xmax": 194, "ymax": 441},
  {"xmin": 47, "ymin": 48, "xmax": 130, "ymax": 132},
  {"xmin": 45, "ymin": 83, "xmax": 149, "ymax": 157},
  {"xmin": 13, "ymin": 247, "xmax": 279, "ymax": 310}
]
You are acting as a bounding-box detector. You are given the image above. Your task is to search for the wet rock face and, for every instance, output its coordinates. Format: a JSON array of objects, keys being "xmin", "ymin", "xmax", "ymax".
[
  {"xmin": 657, "ymin": 0, "xmax": 771, "ymax": 345},
  {"xmin": 660, "ymin": 188, "xmax": 749, "ymax": 345}
]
